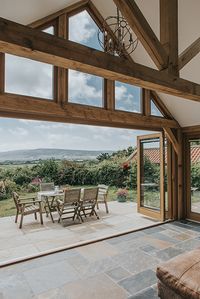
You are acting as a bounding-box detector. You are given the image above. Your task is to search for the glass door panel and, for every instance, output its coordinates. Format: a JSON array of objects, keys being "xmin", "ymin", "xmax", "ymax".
[
  {"xmin": 137, "ymin": 133, "xmax": 165, "ymax": 221},
  {"xmin": 187, "ymin": 138, "xmax": 200, "ymax": 221}
]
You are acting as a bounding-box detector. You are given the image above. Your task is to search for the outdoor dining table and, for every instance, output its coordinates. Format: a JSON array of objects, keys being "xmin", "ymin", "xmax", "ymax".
[{"xmin": 37, "ymin": 190, "xmax": 64, "ymax": 223}]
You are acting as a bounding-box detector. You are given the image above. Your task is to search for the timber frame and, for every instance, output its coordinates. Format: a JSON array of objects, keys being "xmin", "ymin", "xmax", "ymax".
[{"xmin": 0, "ymin": 0, "xmax": 200, "ymax": 222}]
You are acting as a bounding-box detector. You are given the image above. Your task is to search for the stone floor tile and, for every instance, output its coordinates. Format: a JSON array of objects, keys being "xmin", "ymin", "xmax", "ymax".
[
  {"xmin": 112, "ymin": 248, "xmax": 159, "ymax": 274},
  {"xmin": 23, "ymin": 260, "xmax": 80, "ymax": 295},
  {"xmin": 106, "ymin": 231, "xmax": 145, "ymax": 245},
  {"xmin": 128, "ymin": 286, "xmax": 159, "ymax": 299},
  {"xmin": 118, "ymin": 269, "xmax": 157, "ymax": 295},
  {"xmin": 0, "ymin": 273, "xmax": 34, "ymax": 299},
  {"xmin": 143, "ymin": 226, "xmax": 165, "ymax": 235},
  {"xmin": 140, "ymin": 244, "xmax": 157, "ymax": 253},
  {"xmin": 71, "ymin": 256, "xmax": 118, "ymax": 278},
  {"xmin": 60, "ymin": 273, "xmax": 127, "ymax": 299},
  {"xmin": 175, "ymin": 238, "xmax": 200, "ymax": 251},
  {"xmin": 106, "ymin": 266, "xmax": 131, "ymax": 282},
  {"xmin": 150, "ymin": 232, "xmax": 179, "ymax": 244},
  {"xmin": 76, "ymin": 241, "xmax": 119, "ymax": 261},
  {"xmin": 151, "ymin": 246, "xmax": 185, "ymax": 261}
]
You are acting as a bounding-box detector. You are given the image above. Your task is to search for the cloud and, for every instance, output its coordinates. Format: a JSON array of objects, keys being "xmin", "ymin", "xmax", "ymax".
[
  {"xmin": 5, "ymin": 54, "xmax": 53, "ymax": 99},
  {"xmin": 8, "ymin": 127, "xmax": 28, "ymax": 137},
  {"xmin": 69, "ymin": 70, "xmax": 102, "ymax": 106},
  {"xmin": 69, "ymin": 10, "xmax": 96, "ymax": 44},
  {"xmin": 115, "ymin": 83, "xmax": 141, "ymax": 113}
]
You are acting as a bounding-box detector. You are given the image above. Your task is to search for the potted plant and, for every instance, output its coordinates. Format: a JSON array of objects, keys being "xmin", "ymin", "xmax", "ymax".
[{"xmin": 116, "ymin": 188, "xmax": 128, "ymax": 202}]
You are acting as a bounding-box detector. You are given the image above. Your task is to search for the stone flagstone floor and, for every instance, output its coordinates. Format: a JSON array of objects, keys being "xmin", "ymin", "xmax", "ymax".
[
  {"xmin": 0, "ymin": 201, "xmax": 159, "ymax": 265},
  {"xmin": 0, "ymin": 220, "xmax": 200, "ymax": 298}
]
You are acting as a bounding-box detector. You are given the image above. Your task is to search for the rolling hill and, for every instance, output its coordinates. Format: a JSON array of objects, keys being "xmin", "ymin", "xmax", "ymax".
[{"xmin": 0, "ymin": 148, "xmax": 113, "ymax": 162}]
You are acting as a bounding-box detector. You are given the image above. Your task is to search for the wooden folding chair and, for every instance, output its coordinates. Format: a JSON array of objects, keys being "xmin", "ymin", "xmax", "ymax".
[
  {"xmin": 57, "ymin": 188, "xmax": 81, "ymax": 225},
  {"xmin": 12, "ymin": 192, "xmax": 43, "ymax": 229},
  {"xmin": 97, "ymin": 184, "xmax": 109, "ymax": 213},
  {"xmin": 79, "ymin": 187, "xmax": 99, "ymax": 222}
]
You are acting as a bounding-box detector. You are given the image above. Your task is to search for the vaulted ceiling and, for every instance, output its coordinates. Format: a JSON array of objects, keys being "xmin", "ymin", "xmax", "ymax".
[{"xmin": 1, "ymin": 0, "xmax": 200, "ymax": 127}]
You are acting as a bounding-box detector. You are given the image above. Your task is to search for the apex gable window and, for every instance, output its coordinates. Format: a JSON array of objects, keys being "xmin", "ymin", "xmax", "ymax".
[
  {"xmin": 5, "ymin": 26, "xmax": 55, "ymax": 100},
  {"xmin": 69, "ymin": 10, "xmax": 102, "ymax": 51},
  {"xmin": 151, "ymin": 100, "xmax": 164, "ymax": 117},
  {"xmin": 115, "ymin": 82, "xmax": 141, "ymax": 113}
]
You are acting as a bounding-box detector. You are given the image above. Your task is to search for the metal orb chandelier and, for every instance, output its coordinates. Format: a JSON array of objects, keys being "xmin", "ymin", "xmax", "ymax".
[{"xmin": 98, "ymin": 8, "xmax": 138, "ymax": 57}]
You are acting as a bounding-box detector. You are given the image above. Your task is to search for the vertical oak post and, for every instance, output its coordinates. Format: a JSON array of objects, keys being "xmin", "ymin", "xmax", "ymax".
[
  {"xmin": 160, "ymin": 0, "xmax": 179, "ymax": 76},
  {"xmin": 0, "ymin": 53, "xmax": 4, "ymax": 94},
  {"xmin": 177, "ymin": 129, "xmax": 183, "ymax": 219},
  {"xmin": 142, "ymin": 89, "xmax": 151, "ymax": 116},
  {"xmin": 104, "ymin": 80, "xmax": 115, "ymax": 110},
  {"xmin": 57, "ymin": 14, "xmax": 67, "ymax": 105}
]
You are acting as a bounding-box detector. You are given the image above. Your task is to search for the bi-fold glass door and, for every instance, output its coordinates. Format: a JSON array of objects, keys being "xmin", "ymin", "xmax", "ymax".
[
  {"xmin": 186, "ymin": 137, "xmax": 200, "ymax": 222},
  {"xmin": 137, "ymin": 133, "xmax": 165, "ymax": 221}
]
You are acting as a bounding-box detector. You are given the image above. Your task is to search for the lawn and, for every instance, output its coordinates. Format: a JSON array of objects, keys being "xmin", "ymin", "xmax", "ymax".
[{"xmin": 0, "ymin": 187, "xmax": 138, "ymax": 218}]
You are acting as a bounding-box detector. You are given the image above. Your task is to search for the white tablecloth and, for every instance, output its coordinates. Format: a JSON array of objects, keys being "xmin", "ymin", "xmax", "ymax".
[{"xmin": 37, "ymin": 190, "xmax": 64, "ymax": 201}]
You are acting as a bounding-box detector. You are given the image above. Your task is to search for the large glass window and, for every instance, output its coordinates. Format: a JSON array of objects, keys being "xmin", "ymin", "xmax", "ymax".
[
  {"xmin": 68, "ymin": 70, "xmax": 103, "ymax": 107},
  {"xmin": 5, "ymin": 26, "xmax": 54, "ymax": 100},
  {"xmin": 69, "ymin": 10, "xmax": 102, "ymax": 50},
  {"xmin": 115, "ymin": 82, "xmax": 141, "ymax": 113}
]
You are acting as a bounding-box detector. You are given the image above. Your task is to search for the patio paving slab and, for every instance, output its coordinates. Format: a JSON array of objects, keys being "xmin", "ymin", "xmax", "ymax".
[{"xmin": 0, "ymin": 201, "xmax": 160, "ymax": 264}]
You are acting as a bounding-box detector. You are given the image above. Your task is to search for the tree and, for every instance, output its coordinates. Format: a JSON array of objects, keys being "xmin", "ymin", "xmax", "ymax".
[{"xmin": 96, "ymin": 153, "xmax": 111, "ymax": 162}]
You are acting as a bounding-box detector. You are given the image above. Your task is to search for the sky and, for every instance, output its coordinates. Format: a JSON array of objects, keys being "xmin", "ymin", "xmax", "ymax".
[{"xmin": 1, "ymin": 10, "xmax": 157, "ymax": 153}]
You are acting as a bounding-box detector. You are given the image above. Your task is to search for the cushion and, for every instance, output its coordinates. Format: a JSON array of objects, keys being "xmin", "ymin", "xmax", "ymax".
[{"xmin": 156, "ymin": 249, "xmax": 200, "ymax": 299}]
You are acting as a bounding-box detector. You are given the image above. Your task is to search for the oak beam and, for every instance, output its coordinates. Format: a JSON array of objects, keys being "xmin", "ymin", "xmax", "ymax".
[
  {"xmin": 0, "ymin": 53, "xmax": 4, "ymax": 93},
  {"xmin": 160, "ymin": 0, "xmax": 179, "ymax": 76},
  {"xmin": 164, "ymin": 128, "xmax": 179, "ymax": 154},
  {"xmin": 1, "ymin": 18, "xmax": 200, "ymax": 102},
  {"xmin": 113, "ymin": 0, "xmax": 168, "ymax": 70},
  {"xmin": 104, "ymin": 80, "xmax": 115, "ymax": 110},
  {"xmin": 142, "ymin": 89, "xmax": 151, "ymax": 116},
  {"xmin": 177, "ymin": 129, "xmax": 183, "ymax": 220},
  {"xmin": 57, "ymin": 14, "xmax": 67, "ymax": 106},
  {"xmin": 178, "ymin": 37, "xmax": 200, "ymax": 70},
  {"xmin": 150, "ymin": 91, "xmax": 175, "ymax": 120},
  {"xmin": 0, "ymin": 93, "xmax": 179, "ymax": 130}
]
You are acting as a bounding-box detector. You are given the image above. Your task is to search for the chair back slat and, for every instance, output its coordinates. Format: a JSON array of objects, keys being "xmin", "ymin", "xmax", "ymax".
[
  {"xmin": 12, "ymin": 192, "xmax": 20, "ymax": 209},
  {"xmin": 98, "ymin": 184, "xmax": 109, "ymax": 194},
  {"xmin": 64, "ymin": 189, "xmax": 81, "ymax": 205},
  {"xmin": 40, "ymin": 182, "xmax": 54, "ymax": 192},
  {"xmin": 82, "ymin": 187, "xmax": 99, "ymax": 203}
]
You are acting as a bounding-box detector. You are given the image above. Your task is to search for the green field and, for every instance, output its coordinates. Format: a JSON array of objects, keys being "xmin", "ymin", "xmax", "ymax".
[{"xmin": 0, "ymin": 187, "xmax": 137, "ymax": 218}]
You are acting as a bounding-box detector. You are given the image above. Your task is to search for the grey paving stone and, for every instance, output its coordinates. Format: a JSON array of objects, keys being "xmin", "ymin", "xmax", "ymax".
[
  {"xmin": 106, "ymin": 231, "xmax": 145, "ymax": 245},
  {"xmin": 72, "ymin": 256, "xmax": 118, "ymax": 279},
  {"xmin": 106, "ymin": 266, "xmax": 131, "ymax": 282},
  {"xmin": 140, "ymin": 245, "xmax": 157, "ymax": 253},
  {"xmin": 112, "ymin": 248, "xmax": 159, "ymax": 274},
  {"xmin": 23, "ymin": 259, "xmax": 80, "ymax": 295},
  {"xmin": 118, "ymin": 269, "xmax": 157, "ymax": 295},
  {"xmin": 150, "ymin": 232, "xmax": 179, "ymax": 244},
  {"xmin": 175, "ymin": 238, "xmax": 200, "ymax": 251},
  {"xmin": 0, "ymin": 273, "xmax": 34, "ymax": 299},
  {"xmin": 128, "ymin": 286, "xmax": 159, "ymax": 299},
  {"xmin": 143, "ymin": 226, "xmax": 165, "ymax": 235},
  {"xmin": 151, "ymin": 246, "xmax": 185, "ymax": 261}
]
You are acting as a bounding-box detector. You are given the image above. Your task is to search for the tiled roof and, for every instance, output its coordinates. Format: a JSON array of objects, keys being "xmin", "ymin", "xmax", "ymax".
[{"xmin": 124, "ymin": 146, "xmax": 200, "ymax": 165}]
